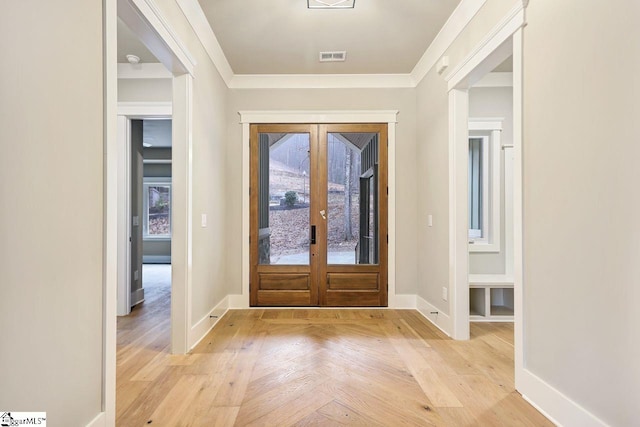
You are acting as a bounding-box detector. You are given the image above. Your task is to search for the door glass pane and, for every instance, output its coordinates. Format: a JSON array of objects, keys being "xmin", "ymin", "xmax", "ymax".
[
  {"xmin": 468, "ymin": 137, "xmax": 483, "ymax": 237},
  {"xmin": 327, "ymin": 132, "xmax": 378, "ymax": 265},
  {"xmin": 258, "ymin": 133, "xmax": 310, "ymax": 265}
]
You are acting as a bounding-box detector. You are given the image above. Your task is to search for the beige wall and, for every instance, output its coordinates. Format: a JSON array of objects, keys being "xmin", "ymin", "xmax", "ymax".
[
  {"xmin": 0, "ymin": 1, "xmax": 103, "ymax": 425},
  {"xmin": 151, "ymin": 0, "xmax": 232, "ymax": 325},
  {"xmin": 415, "ymin": 0, "xmax": 516, "ymax": 314},
  {"xmin": 118, "ymin": 78, "xmax": 173, "ymax": 102},
  {"xmin": 226, "ymin": 88, "xmax": 418, "ymax": 296},
  {"xmin": 523, "ymin": 0, "xmax": 639, "ymax": 425},
  {"xmin": 468, "ymin": 86, "xmax": 513, "ymax": 274}
]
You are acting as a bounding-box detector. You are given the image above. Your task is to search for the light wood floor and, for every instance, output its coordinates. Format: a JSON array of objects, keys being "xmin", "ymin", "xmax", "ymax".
[{"xmin": 117, "ymin": 283, "xmax": 551, "ymax": 426}]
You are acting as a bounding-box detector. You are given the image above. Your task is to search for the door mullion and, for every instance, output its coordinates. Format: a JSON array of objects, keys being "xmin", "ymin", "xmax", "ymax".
[
  {"xmin": 317, "ymin": 125, "xmax": 329, "ymax": 306},
  {"xmin": 309, "ymin": 124, "xmax": 321, "ymax": 306}
]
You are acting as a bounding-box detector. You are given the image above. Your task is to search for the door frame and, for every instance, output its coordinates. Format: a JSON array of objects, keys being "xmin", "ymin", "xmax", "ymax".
[
  {"xmin": 238, "ymin": 111, "xmax": 399, "ymax": 308},
  {"xmin": 104, "ymin": 0, "xmax": 195, "ymax": 423},
  {"xmin": 116, "ymin": 103, "xmax": 172, "ymax": 316},
  {"xmin": 443, "ymin": 0, "xmax": 525, "ymax": 388},
  {"xmin": 248, "ymin": 123, "xmax": 389, "ymax": 307}
]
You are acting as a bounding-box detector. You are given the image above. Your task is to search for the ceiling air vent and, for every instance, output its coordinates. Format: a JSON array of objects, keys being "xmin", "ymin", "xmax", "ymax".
[{"xmin": 319, "ymin": 51, "xmax": 347, "ymax": 62}]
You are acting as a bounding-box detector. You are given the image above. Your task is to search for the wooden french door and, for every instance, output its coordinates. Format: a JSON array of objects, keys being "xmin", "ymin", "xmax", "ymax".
[{"xmin": 250, "ymin": 123, "xmax": 388, "ymax": 307}]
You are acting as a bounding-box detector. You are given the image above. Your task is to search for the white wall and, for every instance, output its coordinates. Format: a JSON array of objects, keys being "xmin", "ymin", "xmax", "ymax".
[
  {"xmin": 0, "ymin": 1, "xmax": 103, "ymax": 425},
  {"xmin": 415, "ymin": 0, "xmax": 517, "ymax": 315},
  {"xmin": 226, "ymin": 88, "xmax": 418, "ymax": 297},
  {"xmin": 522, "ymin": 0, "xmax": 639, "ymax": 425},
  {"xmin": 468, "ymin": 86, "xmax": 513, "ymax": 275}
]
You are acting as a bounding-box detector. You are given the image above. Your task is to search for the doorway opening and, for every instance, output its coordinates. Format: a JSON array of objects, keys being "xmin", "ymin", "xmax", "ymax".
[
  {"xmin": 121, "ymin": 118, "xmax": 173, "ymax": 314},
  {"xmin": 250, "ymin": 124, "xmax": 388, "ymax": 307},
  {"xmin": 444, "ymin": 4, "xmax": 525, "ymax": 389},
  {"xmin": 467, "ymin": 59, "xmax": 515, "ymax": 322}
]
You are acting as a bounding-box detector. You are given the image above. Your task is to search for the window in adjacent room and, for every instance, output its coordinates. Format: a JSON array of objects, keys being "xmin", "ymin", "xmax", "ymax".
[
  {"xmin": 468, "ymin": 119, "xmax": 502, "ymax": 252},
  {"xmin": 143, "ymin": 178, "xmax": 171, "ymax": 238}
]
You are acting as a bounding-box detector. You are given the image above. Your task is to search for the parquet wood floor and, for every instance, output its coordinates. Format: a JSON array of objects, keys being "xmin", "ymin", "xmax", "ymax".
[{"xmin": 117, "ymin": 284, "xmax": 551, "ymax": 426}]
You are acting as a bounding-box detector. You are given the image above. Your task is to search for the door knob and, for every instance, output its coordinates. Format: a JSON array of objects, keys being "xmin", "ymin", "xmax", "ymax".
[{"xmin": 320, "ymin": 210, "xmax": 327, "ymax": 220}]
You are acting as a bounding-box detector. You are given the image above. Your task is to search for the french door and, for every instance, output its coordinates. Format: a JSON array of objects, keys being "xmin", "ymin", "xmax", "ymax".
[{"xmin": 250, "ymin": 123, "xmax": 388, "ymax": 306}]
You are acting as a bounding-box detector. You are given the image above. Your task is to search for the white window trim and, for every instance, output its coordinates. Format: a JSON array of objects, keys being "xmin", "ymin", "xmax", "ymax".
[
  {"xmin": 468, "ymin": 135, "xmax": 489, "ymax": 242},
  {"xmin": 468, "ymin": 118, "xmax": 502, "ymax": 253},
  {"xmin": 143, "ymin": 177, "xmax": 172, "ymax": 240}
]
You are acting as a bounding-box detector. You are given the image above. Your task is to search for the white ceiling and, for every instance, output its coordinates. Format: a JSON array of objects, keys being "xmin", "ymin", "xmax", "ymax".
[
  {"xmin": 143, "ymin": 120, "xmax": 172, "ymax": 148},
  {"xmin": 117, "ymin": 18, "xmax": 159, "ymax": 63},
  {"xmin": 197, "ymin": 0, "xmax": 462, "ymax": 75},
  {"xmin": 493, "ymin": 56, "xmax": 513, "ymax": 72}
]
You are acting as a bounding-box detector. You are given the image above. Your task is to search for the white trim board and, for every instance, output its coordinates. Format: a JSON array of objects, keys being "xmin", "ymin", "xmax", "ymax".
[
  {"xmin": 410, "ymin": 0, "xmax": 487, "ymax": 85},
  {"xmin": 103, "ymin": 0, "xmax": 118, "ymax": 424},
  {"xmin": 230, "ymin": 73, "xmax": 415, "ymax": 89},
  {"xmin": 172, "ymin": 0, "xmax": 487, "ymax": 89},
  {"xmin": 445, "ymin": 2, "xmax": 525, "ymax": 90},
  {"xmin": 238, "ymin": 110, "xmax": 398, "ymax": 124},
  {"xmin": 448, "ymin": 88, "xmax": 471, "ymax": 340},
  {"xmin": 520, "ymin": 369, "xmax": 610, "ymax": 427},
  {"xmin": 238, "ymin": 110, "xmax": 400, "ymax": 309},
  {"xmin": 118, "ymin": 102, "xmax": 172, "ymax": 117},
  {"xmin": 175, "ymin": 0, "xmax": 234, "ymax": 85},
  {"xmin": 415, "ymin": 295, "xmax": 453, "ymax": 337},
  {"xmin": 116, "ymin": 116, "xmax": 131, "ymax": 317},
  {"xmin": 189, "ymin": 295, "xmax": 230, "ymax": 350},
  {"xmin": 86, "ymin": 412, "xmax": 106, "ymax": 427}
]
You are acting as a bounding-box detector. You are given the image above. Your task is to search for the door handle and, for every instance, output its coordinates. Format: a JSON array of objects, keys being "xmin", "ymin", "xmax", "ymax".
[
  {"xmin": 311, "ymin": 225, "xmax": 316, "ymax": 245},
  {"xmin": 320, "ymin": 210, "xmax": 327, "ymax": 220}
]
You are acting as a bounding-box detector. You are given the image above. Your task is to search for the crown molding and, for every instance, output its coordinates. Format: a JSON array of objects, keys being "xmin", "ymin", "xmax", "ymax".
[
  {"xmin": 168, "ymin": 0, "xmax": 508, "ymax": 90},
  {"xmin": 410, "ymin": 0, "xmax": 487, "ymax": 86},
  {"xmin": 229, "ymin": 73, "xmax": 415, "ymax": 89},
  {"xmin": 238, "ymin": 110, "xmax": 398, "ymax": 124},
  {"xmin": 175, "ymin": 0, "xmax": 234, "ymax": 85},
  {"xmin": 117, "ymin": 63, "xmax": 172, "ymax": 79},
  {"xmin": 445, "ymin": 1, "xmax": 525, "ymax": 90}
]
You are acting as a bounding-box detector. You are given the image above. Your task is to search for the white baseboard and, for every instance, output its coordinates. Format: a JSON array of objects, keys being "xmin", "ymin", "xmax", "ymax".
[
  {"xmin": 392, "ymin": 294, "xmax": 417, "ymax": 308},
  {"xmin": 520, "ymin": 369, "xmax": 609, "ymax": 427},
  {"xmin": 130, "ymin": 288, "xmax": 144, "ymax": 307},
  {"xmin": 188, "ymin": 296, "xmax": 230, "ymax": 350},
  {"xmin": 415, "ymin": 295, "xmax": 452, "ymax": 337},
  {"xmin": 228, "ymin": 294, "xmax": 249, "ymax": 308},
  {"xmin": 86, "ymin": 412, "xmax": 105, "ymax": 427}
]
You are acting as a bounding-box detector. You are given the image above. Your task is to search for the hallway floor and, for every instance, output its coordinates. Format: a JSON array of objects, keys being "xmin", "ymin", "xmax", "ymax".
[{"xmin": 116, "ymin": 280, "xmax": 550, "ymax": 426}]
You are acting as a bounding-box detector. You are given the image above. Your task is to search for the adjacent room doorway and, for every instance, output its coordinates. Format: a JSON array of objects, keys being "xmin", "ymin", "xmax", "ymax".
[{"xmin": 250, "ymin": 124, "xmax": 388, "ymax": 307}]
